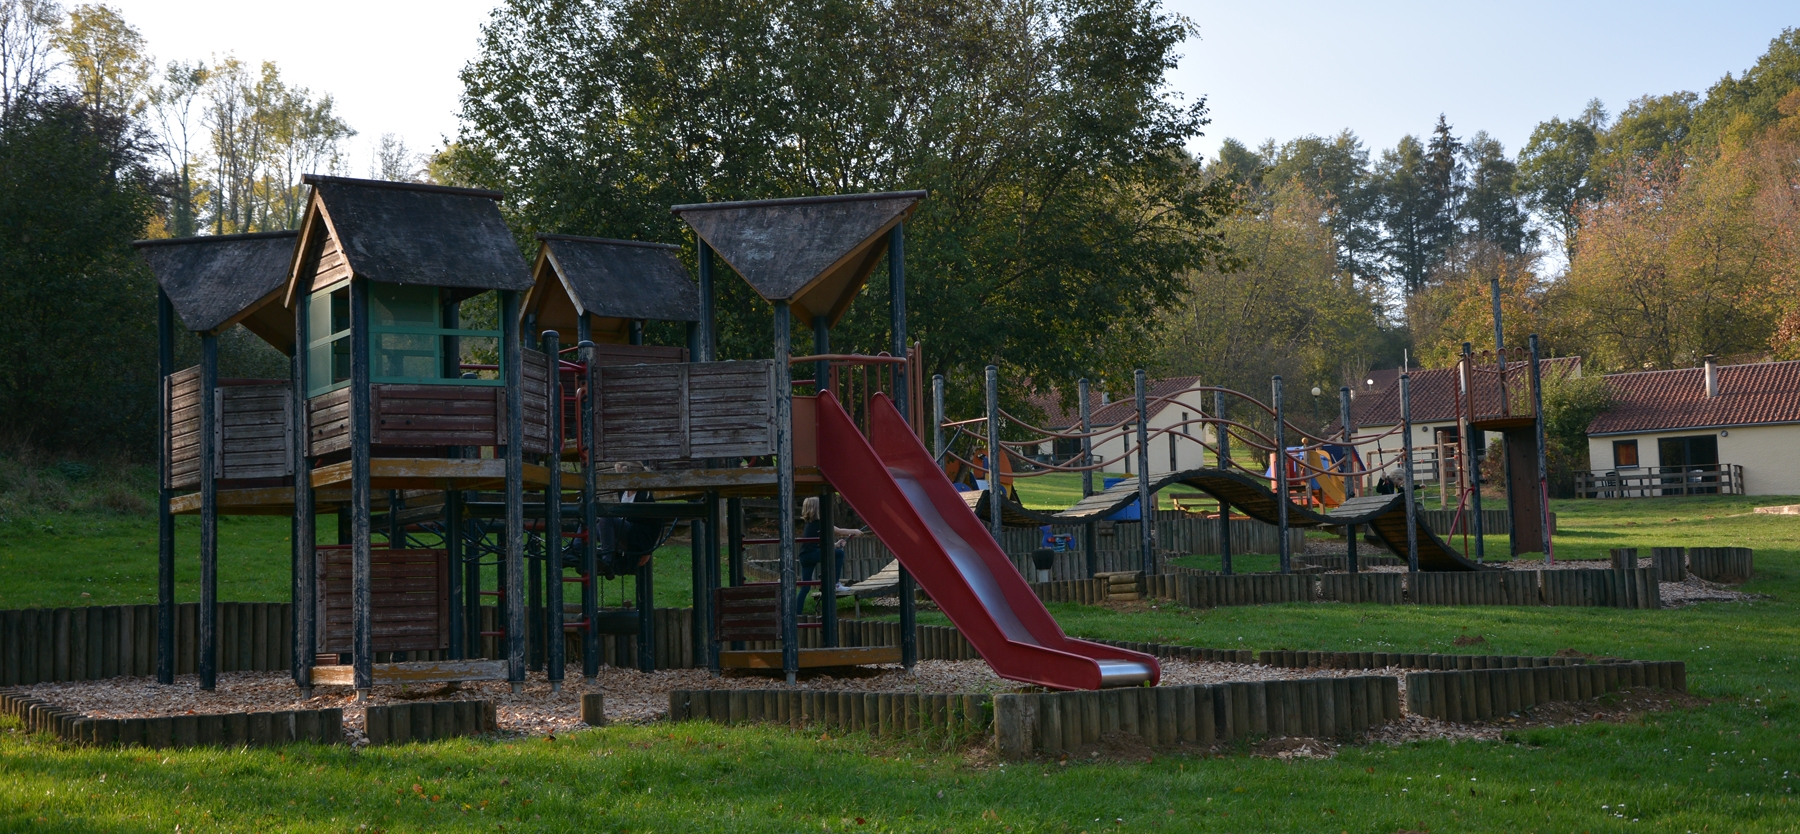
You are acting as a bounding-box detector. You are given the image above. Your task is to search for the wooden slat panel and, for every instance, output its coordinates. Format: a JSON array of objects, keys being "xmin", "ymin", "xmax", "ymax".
[
  {"xmin": 315, "ymin": 548, "xmax": 449, "ymax": 653},
  {"xmin": 308, "ymin": 388, "xmax": 353, "ymax": 456}
]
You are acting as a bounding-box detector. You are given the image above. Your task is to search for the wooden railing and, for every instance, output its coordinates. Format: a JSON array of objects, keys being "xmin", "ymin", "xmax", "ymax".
[{"xmin": 1576, "ymin": 464, "xmax": 1745, "ymax": 498}]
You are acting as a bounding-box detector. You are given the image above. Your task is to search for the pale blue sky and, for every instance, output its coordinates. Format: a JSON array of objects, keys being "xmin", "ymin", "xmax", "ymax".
[{"xmin": 105, "ymin": 0, "xmax": 1797, "ymax": 171}]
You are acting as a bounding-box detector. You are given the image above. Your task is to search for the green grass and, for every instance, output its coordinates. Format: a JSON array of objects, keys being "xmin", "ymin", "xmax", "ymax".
[{"xmin": 5, "ymin": 463, "xmax": 1800, "ymax": 830}]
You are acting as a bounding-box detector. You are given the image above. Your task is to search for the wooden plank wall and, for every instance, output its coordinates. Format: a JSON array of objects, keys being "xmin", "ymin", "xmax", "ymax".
[
  {"xmin": 593, "ymin": 360, "xmax": 773, "ymax": 463},
  {"xmin": 307, "ymin": 387, "xmax": 351, "ymax": 456},
  {"xmin": 217, "ymin": 383, "xmax": 292, "ymax": 480},
  {"xmin": 370, "ymin": 385, "xmax": 502, "ymax": 447},
  {"xmin": 316, "ymin": 548, "xmax": 449, "ymax": 653},
  {"xmin": 166, "ymin": 367, "xmax": 202, "ymax": 488},
  {"xmin": 521, "ymin": 347, "xmax": 551, "ymax": 454}
]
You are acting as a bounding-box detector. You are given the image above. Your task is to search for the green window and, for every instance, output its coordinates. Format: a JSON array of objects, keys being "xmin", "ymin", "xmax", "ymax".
[{"xmin": 307, "ymin": 282, "xmax": 502, "ymax": 397}]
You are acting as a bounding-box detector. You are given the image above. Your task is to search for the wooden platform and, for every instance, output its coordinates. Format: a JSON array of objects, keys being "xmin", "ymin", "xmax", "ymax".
[
  {"xmin": 309, "ymin": 458, "xmax": 581, "ymax": 490},
  {"xmin": 168, "ymin": 486, "xmax": 438, "ymax": 515},
  {"xmin": 717, "ymin": 646, "xmax": 902, "ymax": 670},
  {"xmin": 308, "ymin": 659, "xmax": 508, "ymax": 686},
  {"xmin": 592, "ymin": 465, "xmax": 825, "ymax": 497}
]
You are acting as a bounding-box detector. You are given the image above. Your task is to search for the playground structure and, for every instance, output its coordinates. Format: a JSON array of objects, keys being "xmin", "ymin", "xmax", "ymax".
[
  {"xmin": 139, "ymin": 179, "xmax": 1157, "ymax": 696},
  {"xmin": 929, "ymin": 327, "xmax": 1559, "ymax": 576}
]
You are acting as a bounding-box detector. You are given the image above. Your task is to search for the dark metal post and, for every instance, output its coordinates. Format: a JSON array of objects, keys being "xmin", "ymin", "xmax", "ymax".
[
  {"xmin": 291, "ymin": 287, "xmax": 315, "ymax": 694},
  {"xmin": 1491, "ymin": 277, "xmax": 1506, "ymax": 356},
  {"xmin": 635, "ymin": 555, "xmax": 654, "ymax": 672},
  {"xmin": 891, "ymin": 223, "xmax": 915, "ymax": 672},
  {"xmin": 629, "ymin": 320, "xmax": 644, "ymax": 346},
  {"xmin": 444, "ymin": 489, "xmax": 463, "ymax": 660},
  {"xmin": 541, "ymin": 331, "xmax": 564, "ymax": 690},
  {"xmin": 1215, "ymin": 390, "xmax": 1232, "ymax": 575},
  {"xmin": 774, "ymin": 301, "xmax": 799, "ymax": 684},
  {"xmin": 198, "ymin": 332, "xmax": 219, "ymax": 691},
  {"xmin": 501, "ymin": 290, "xmax": 526, "ymax": 692},
  {"xmin": 1272, "ymin": 375, "xmax": 1290, "ymax": 574},
  {"xmin": 813, "ymin": 315, "xmax": 837, "ymax": 647},
  {"xmin": 1529, "ymin": 335, "xmax": 1553, "ymax": 564},
  {"xmin": 727, "ymin": 497, "xmax": 745, "ymax": 653},
  {"xmin": 349, "ymin": 278, "xmax": 374, "ymax": 697},
  {"xmin": 578, "ymin": 337, "xmax": 600, "ymax": 679},
  {"xmin": 1340, "ymin": 386, "xmax": 1358, "ymax": 574},
  {"xmin": 698, "ymin": 241, "xmax": 717, "ymax": 361},
  {"xmin": 156, "ymin": 291, "xmax": 175, "ymax": 685},
  {"xmin": 1401, "ymin": 374, "xmax": 1419, "ymax": 572},
  {"xmin": 985, "ymin": 365, "xmax": 1003, "ymax": 546},
  {"xmin": 1134, "ymin": 370, "xmax": 1154, "ymax": 575},
  {"xmin": 931, "ymin": 374, "xmax": 945, "ymax": 461},
  {"xmin": 705, "ymin": 493, "xmax": 722, "ymax": 672},
  {"xmin": 1079, "ymin": 378, "xmax": 1097, "ymax": 577},
  {"xmin": 1463, "ymin": 342, "xmax": 1485, "ymax": 562}
]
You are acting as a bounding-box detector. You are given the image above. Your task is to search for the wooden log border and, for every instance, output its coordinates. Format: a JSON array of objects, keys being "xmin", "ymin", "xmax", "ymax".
[
  {"xmin": 669, "ymin": 688, "xmax": 994, "ymax": 742},
  {"xmin": 362, "ymin": 699, "xmax": 498, "ymax": 745},
  {"xmin": 1258, "ymin": 649, "xmax": 1591, "ymax": 670},
  {"xmin": 0, "ymin": 688, "xmax": 342, "ymax": 747},
  {"xmin": 1405, "ymin": 661, "xmax": 1687, "ymax": 722},
  {"xmin": 1688, "ymin": 547, "xmax": 1753, "ymax": 584}
]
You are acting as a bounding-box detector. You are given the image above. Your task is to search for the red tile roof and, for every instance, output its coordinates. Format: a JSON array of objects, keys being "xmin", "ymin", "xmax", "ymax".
[
  {"xmin": 1587, "ymin": 360, "xmax": 1800, "ymax": 435},
  {"xmin": 1023, "ymin": 376, "xmax": 1204, "ymax": 429}
]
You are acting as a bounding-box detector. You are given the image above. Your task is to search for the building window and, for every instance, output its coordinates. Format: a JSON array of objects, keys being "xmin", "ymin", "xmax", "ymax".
[
  {"xmin": 307, "ymin": 282, "xmax": 503, "ymax": 397},
  {"xmin": 1613, "ymin": 439, "xmax": 1639, "ymax": 469}
]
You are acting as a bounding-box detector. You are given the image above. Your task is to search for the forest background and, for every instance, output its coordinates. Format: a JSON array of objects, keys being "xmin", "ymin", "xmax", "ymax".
[{"xmin": 2, "ymin": 0, "xmax": 1798, "ymax": 485}]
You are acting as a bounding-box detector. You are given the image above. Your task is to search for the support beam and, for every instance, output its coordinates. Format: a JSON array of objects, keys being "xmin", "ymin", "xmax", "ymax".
[
  {"xmin": 502, "ymin": 289, "xmax": 526, "ymax": 692},
  {"xmin": 1272, "ymin": 375, "xmax": 1290, "ymax": 575},
  {"xmin": 198, "ymin": 332, "xmax": 219, "ymax": 691},
  {"xmin": 1215, "ymin": 390, "xmax": 1232, "ymax": 576},
  {"xmin": 1401, "ymin": 373, "xmax": 1419, "ymax": 573},
  {"xmin": 1529, "ymin": 334, "xmax": 1554, "ymax": 564},
  {"xmin": 157, "ymin": 290, "xmax": 175, "ymax": 685},
  {"xmin": 1135, "ymin": 370, "xmax": 1154, "ymax": 575},
  {"xmin": 578, "ymin": 335, "xmax": 600, "ymax": 680},
  {"xmin": 774, "ymin": 301, "xmax": 798, "ymax": 684},
  {"xmin": 1463, "ymin": 342, "xmax": 1486, "ymax": 562},
  {"xmin": 1340, "ymin": 386, "xmax": 1358, "ymax": 574},
  {"xmin": 291, "ymin": 288, "xmax": 315, "ymax": 694},
  {"xmin": 350, "ymin": 278, "xmax": 374, "ymax": 696},
  {"xmin": 891, "ymin": 223, "xmax": 914, "ymax": 672},
  {"xmin": 1079, "ymin": 378, "xmax": 1096, "ymax": 578},
  {"xmin": 542, "ymin": 330, "xmax": 564, "ymax": 691},
  {"xmin": 814, "ymin": 316, "xmax": 837, "ymax": 648}
]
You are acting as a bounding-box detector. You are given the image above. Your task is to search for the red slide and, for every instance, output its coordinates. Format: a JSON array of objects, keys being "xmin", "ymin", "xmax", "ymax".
[{"xmin": 816, "ymin": 391, "xmax": 1159, "ymax": 691}]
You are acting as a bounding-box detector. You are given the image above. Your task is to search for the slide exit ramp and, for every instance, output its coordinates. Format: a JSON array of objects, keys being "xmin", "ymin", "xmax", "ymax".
[{"xmin": 815, "ymin": 391, "xmax": 1159, "ymax": 691}]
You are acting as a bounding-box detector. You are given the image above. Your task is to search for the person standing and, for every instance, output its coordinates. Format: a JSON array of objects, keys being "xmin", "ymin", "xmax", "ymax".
[{"xmin": 797, "ymin": 496, "xmax": 864, "ymax": 613}]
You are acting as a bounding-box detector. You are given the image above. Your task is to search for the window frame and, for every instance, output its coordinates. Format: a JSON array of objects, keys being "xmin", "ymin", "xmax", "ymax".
[
  {"xmin": 1612, "ymin": 439, "xmax": 1640, "ymax": 469},
  {"xmin": 305, "ymin": 280, "xmax": 505, "ymax": 398}
]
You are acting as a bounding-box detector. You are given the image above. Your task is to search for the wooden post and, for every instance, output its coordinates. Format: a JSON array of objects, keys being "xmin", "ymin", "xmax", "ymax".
[
  {"xmin": 727, "ymin": 498, "xmax": 745, "ymax": 588},
  {"xmin": 891, "ymin": 224, "xmax": 916, "ymax": 672},
  {"xmin": 157, "ymin": 290, "xmax": 176, "ymax": 685},
  {"xmin": 502, "ymin": 289, "xmax": 526, "ymax": 692},
  {"xmin": 813, "ymin": 316, "xmax": 837, "ymax": 649},
  {"xmin": 1340, "ymin": 386, "xmax": 1358, "ymax": 574},
  {"xmin": 1272, "ymin": 375, "xmax": 1290, "ymax": 574},
  {"xmin": 1079, "ymin": 378, "xmax": 1098, "ymax": 578},
  {"xmin": 1462, "ymin": 342, "xmax": 1486, "ymax": 562},
  {"xmin": 1135, "ymin": 370, "xmax": 1155, "ymax": 575},
  {"xmin": 292, "ymin": 291, "xmax": 316, "ymax": 694},
  {"xmin": 1401, "ymin": 374, "xmax": 1419, "ymax": 573},
  {"xmin": 199, "ymin": 332, "xmax": 219, "ymax": 691},
  {"xmin": 985, "ymin": 364, "xmax": 1003, "ymax": 546},
  {"xmin": 705, "ymin": 492, "xmax": 721, "ymax": 672},
  {"xmin": 635, "ymin": 555, "xmax": 655, "ymax": 672},
  {"xmin": 542, "ymin": 330, "xmax": 564, "ymax": 690},
  {"xmin": 349, "ymin": 278, "xmax": 374, "ymax": 697},
  {"xmin": 774, "ymin": 301, "xmax": 799, "ymax": 684},
  {"xmin": 1529, "ymin": 335, "xmax": 1553, "ymax": 564},
  {"xmin": 1215, "ymin": 390, "xmax": 1232, "ymax": 575}
]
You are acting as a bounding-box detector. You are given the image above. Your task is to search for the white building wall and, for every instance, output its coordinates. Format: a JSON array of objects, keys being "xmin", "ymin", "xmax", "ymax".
[
  {"xmin": 1350, "ymin": 420, "xmax": 1459, "ymax": 490},
  {"xmin": 1586, "ymin": 424, "xmax": 1800, "ymax": 496}
]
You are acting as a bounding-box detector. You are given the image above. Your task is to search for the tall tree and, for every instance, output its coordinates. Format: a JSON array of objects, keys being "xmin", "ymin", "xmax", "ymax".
[
  {"xmin": 1693, "ymin": 27, "xmax": 1800, "ymax": 147},
  {"xmin": 148, "ymin": 58, "xmax": 205, "ymax": 237},
  {"xmin": 1261, "ymin": 130, "xmax": 1382, "ymax": 281},
  {"xmin": 51, "ymin": 2, "xmax": 148, "ymax": 120},
  {"xmin": 1518, "ymin": 110, "xmax": 1602, "ymax": 260},
  {"xmin": 455, "ymin": 0, "xmax": 1233, "ymax": 409},
  {"xmin": 1459, "ymin": 131, "xmax": 1529, "ymax": 255},
  {"xmin": 0, "ymin": 0, "xmax": 58, "ymax": 117}
]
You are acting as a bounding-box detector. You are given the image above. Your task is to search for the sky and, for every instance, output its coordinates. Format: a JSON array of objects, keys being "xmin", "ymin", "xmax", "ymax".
[{"xmin": 102, "ymin": 0, "xmax": 1797, "ymax": 173}]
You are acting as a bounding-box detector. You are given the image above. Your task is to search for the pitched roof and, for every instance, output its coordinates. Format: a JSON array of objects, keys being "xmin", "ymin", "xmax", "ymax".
[
  {"xmin": 1588, "ymin": 360, "xmax": 1800, "ymax": 435},
  {"xmin": 672, "ymin": 191, "xmax": 925, "ymax": 328},
  {"xmin": 1025, "ymin": 376, "xmax": 1205, "ymax": 429},
  {"xmin": 1347, "ymin": 357, "xmax": 1582, "ymax": 429},
  {"xmin": 294, "ymin": 175, "xmax": 531, "ymax": 296},
  {"xmin": 134, "ymin": 231, "xmax": 300, "ymax": 347},
  {"xmin": 524, "ymin": 235, "xmax": 698, "ymax": 340}
]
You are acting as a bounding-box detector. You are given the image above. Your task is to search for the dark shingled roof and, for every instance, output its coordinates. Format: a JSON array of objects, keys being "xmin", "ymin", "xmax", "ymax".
[
  {"xmin": 673, "ymin": 191, "xmax": 925, "ymax": 327},
  {"xmin": 1588, "ymin": 360, "xmax": 1800, "ymax": 435},
  {"xmin": 535, "ymin": 235, "xmax": 698, "ymax": 322},
  {"xmin": 304, "ymin": 175, "xmax": 531, "ymax": 292},
  {"xmin": 134, "ymin": 231, "xmax": 299, "ymax": 335}
]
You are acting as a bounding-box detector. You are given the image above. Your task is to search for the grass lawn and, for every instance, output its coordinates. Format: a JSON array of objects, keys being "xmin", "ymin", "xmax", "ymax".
[{"xmin": 4, "ymin": 466, "xmax": 1800, "ymax": 830}]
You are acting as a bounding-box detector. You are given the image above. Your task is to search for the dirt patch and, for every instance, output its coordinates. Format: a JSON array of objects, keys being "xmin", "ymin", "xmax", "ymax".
[
  {"xmin": 1484, "ymin": 686, "xmax": 1707, "ymax": 731},
  {"xmin": 1251, "ymin": 735, "xmax": 1336, "ymax": 760},
  {"xmin": 1451, "ymin": 634, "xmax": 1487, "ymax": 647}
]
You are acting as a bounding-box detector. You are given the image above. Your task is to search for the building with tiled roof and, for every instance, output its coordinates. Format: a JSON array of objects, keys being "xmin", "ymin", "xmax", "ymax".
[
  {"xmin": 1023, "ymin": 376, "xmax": 1217, "ymax": 477},
  {"xmin": 1584, "ymin": 357, "xmax": 1800, "ymax": 496}
]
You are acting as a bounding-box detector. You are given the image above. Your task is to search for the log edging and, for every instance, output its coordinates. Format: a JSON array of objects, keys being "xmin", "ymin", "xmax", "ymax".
[
  {"xmin": 1404, "ymin": 661, "xmax": 1687, "ymax": 722},
  {"xmin": 0, "ymin": 688, "xmax": 343, "ymax": 747},
  {"xmin": 362, "ymin": 699, "xmax": 497, "ymax": 745}
]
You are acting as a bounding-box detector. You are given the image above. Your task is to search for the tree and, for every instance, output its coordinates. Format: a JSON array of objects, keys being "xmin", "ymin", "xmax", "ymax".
[
  {"xmin": 0, "ymin": 89, "xmax": 158, "ymax": 450},
  {"xmin": 200, "ymin": 56, "xmax": 351, "ymax": 233},
  {"xmin": 370, "ymin": 132, "xmax": 418, "ymax": 182},
  {"xmin": 0, "ymin": 0, "xmax": 58, "ymax": 117},
  {"xmin": 1693, "ymin": 28, "xmax": 1800, "ymax": 147},
  {"xmin": 454, "ymin": 0, "xmax": 1233, "ymax": 412},
  {"xmin": 1260, "ymin": 130, "xmax": 1382, "ymax": 281},
  {"xmin": 1598, "ymin": 92, "xmax": 1696, "ymax": 169},
  {"xmin": 1459, "ymin": 131, "xmax": 1529, "ymax": 255},
  {"xmin": 1518, "ymin": 112, "xmax": 1601, "ymax": 260},
  {"xmin": 52, "ymin": 2, "xmax": 149, "ymax": 120},
  {"xmin": 148, "ymin": 59, "xmax": 205, "ymax": 236}
]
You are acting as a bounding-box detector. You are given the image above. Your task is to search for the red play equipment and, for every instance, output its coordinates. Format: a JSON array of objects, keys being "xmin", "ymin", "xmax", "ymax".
[{"xmin": 816, "ymin": 390, "xmax": 1159, "ymax": 690}]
